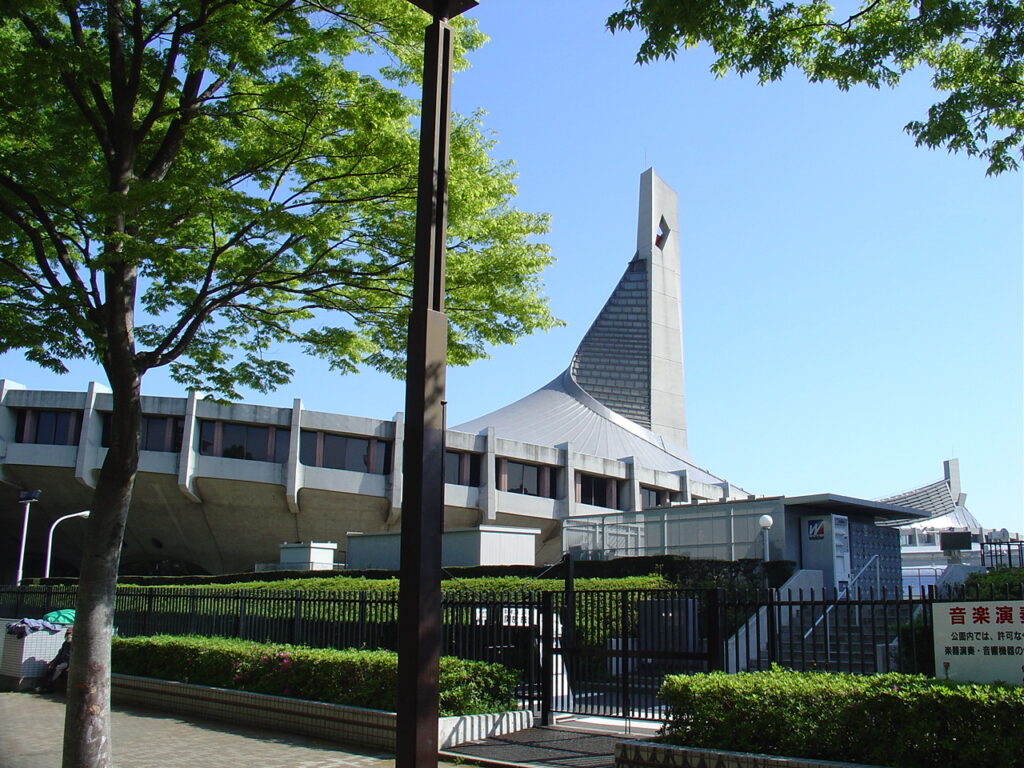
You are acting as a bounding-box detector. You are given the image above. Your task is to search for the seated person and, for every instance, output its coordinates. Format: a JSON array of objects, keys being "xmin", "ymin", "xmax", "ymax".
[{"xmin": 36, "ymin": 628, "xmax": 72, "ymax": 693}]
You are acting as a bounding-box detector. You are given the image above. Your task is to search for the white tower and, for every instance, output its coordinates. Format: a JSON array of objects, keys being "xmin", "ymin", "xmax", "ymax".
[{"xmin": 569, "ymin": 168, "xmax": 688, "ymax": 452}]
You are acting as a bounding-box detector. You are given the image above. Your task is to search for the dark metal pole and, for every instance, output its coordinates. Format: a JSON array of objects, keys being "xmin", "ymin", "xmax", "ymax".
[{"xmin": 396, "ymin": 3, "xmax": 475, "ymax": 766}]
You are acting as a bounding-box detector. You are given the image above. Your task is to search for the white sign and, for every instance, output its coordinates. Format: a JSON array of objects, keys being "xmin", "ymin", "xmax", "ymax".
[{"xmin": 932, "ymin": 600, "xmax": 1024, "ymax": 685}]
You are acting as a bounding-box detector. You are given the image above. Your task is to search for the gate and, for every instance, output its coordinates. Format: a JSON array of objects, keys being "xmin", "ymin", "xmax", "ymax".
[{"xmin": 538, "ymin": 588, "xmax": 721, "ymax": 722}]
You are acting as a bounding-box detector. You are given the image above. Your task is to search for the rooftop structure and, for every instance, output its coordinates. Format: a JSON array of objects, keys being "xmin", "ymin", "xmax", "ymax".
[{"xmin": 876, "ymin": 459, "xmax": 1022, "ymax": 588}]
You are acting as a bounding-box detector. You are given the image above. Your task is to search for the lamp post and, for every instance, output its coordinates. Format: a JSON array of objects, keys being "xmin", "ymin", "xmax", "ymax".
[
  {"xmin": 396, "ymin": 3, "xmax": 476, "ymax": 768},
  {"xmin": 759, "ymin": 514, "xmax": 774, "ymax": 563},
  {"xmin": 15, "ymin": 490, "xmax": 42, "ymax": 586},
  {"xmin": 44, "ymin": 511, "xmax": 90, "ymax": 579}
]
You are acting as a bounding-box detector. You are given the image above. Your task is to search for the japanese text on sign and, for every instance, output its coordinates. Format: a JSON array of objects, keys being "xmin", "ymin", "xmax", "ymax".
[{"xmin": 933, "ymin": 601, "xmax": 1024, "ymax": 685}]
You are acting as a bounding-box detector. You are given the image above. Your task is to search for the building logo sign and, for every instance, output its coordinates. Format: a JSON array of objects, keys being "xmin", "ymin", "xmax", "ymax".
[
  {"xmin": 932, "ymin": 601, "xmax": 1024, "ymax": 685},
  {"xmin": 807, "ymin": 519, "xmax": 826, "ymax": 540}
]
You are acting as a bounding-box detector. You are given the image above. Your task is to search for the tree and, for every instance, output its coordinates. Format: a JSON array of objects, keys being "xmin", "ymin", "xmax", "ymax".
[
  {"xmin": 608, "ymin": 0, "xmax": 1024, "ymax": 174},
  {"xmin": 0, "ymin": 2, "xmax": 557, "ymax": 765}
]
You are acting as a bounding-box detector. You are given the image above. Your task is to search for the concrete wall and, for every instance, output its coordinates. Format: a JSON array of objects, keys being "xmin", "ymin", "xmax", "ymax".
[
  {"xmin": 347, "ymin": 526, "xmax": 540, "ymax": 570},
  {"xmin": 0, "ymin": 381, "xmax": 729, "ymax": 577}
]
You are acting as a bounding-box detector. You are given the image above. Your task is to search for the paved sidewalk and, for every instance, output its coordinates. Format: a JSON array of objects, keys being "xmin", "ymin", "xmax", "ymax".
[
  {"xmin": 0, "ymin": 691, "xmax": 401, "ymax": 768},
  {"xmin": 442, "ymin": 719, "xmax": 655, "ymax": 768},
  {"xmin": 1, "ymin": 691, "xmax": 648, "ymax": 768}
]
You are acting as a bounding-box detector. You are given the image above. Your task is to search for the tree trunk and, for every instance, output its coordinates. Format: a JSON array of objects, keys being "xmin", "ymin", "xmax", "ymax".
[{"xmin": 61, "ymin": 364, "xmax": 141, "ymax": 768}]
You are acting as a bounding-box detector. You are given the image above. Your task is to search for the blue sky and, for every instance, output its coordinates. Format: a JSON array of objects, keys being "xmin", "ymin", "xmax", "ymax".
[{"xmin": 2, "ymin": 0, "xmax": 1021, "ymax": 532}]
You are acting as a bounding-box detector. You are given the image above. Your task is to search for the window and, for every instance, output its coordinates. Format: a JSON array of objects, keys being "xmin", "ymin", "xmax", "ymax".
[
  {"xmin": 199, "ymin": 420, "xmax": 290, "ymax": 463},
  {"xmin": 16, "ymin": 409, "xmax": 82, "ymax": 446},
  {"xmin": 578, "ymin": 472, "xmax": 621, "ymax": 510},
  {"xmin": 299, "ymin": 429, "xmax": 391, "ymax": 474},
  {"xmin": 498, "ymin": 458, "xmax": 557, "ymax": 498},
  {"xmin": 640, "ymin": 486, "xmax": 662, "ymax": 510},
  {"xmin": 640, "ymin": 486, "xmax": 682, "ymax": 509},
  {"xmin": 141, "ymin": 416, "xmax": 185, "ymax": 452},
  {"xmin": 445, "ymin": 450, "xmax": 481, "ymax": 487},
  {"xmin": 99, "ymin": 413, "xmax": 185, "ymax": 452}
]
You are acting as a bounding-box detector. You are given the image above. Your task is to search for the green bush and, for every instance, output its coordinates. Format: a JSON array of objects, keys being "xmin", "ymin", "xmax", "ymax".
[
  {"xmin": 659, "ymin": 667, "xmax": 1024, "ymax": 768},
  {"xmin": 964, "ymin": 567, "xmax": 1024, "ymax": 594},
  {"xmin": 111, "ymin": 635, "xmax": 517, "ymax": 716}
]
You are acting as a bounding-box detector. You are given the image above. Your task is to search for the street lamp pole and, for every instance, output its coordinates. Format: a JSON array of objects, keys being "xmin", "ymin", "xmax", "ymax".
[
  {"xmin": 15, "ymin": 490, "xmax": 42, "ymax": 586},
  {"xmin": 44, "ymin": 511, "xmax": 91, "ymax": 579},
  {"xmin": 396, "ymin": 3, "xmax": 476, "ymax": 768}
]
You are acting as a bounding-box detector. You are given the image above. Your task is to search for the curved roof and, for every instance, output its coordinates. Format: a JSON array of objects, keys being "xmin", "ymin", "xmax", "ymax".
[
  {"xmin": 879, "ymin": 461, "xmax": 982, "ymax": 530},
  {"xmin": 453, "ymin": 370, "xmax": 726, "ymax": 486}
]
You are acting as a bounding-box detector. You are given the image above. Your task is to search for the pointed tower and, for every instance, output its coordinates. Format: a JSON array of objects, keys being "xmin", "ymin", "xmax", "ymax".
[{"xmin": 569, "ymin": 168, "xmax": 688, "ymax": 451}]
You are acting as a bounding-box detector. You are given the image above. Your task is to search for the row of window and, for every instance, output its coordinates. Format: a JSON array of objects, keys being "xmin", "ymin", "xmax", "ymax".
[{"xmin": 13, "ymin": 408, "xmax": 682, "ymax": 506}]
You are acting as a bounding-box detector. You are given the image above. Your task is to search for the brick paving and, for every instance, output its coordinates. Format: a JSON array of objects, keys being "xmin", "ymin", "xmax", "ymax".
[
  {"xmin": 0, "ymin": 691, "xmax": 400, "ymax": 768},
  {"xmin": 0, "ymin": 691, "xmax": 649, "ymax": 768}
]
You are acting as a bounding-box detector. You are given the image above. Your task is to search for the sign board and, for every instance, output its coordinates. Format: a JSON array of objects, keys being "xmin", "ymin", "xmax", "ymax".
[
  {"xmin": 939, "ymin": 531, "xmax": 973, "ymax": 551},
  {"xmin": 932, "ymin": 601, "xmax": 1024, "ymax": 685},
  {"xmin": 807, "ymin": 519, "xmax": 825, "ymax": 540}
]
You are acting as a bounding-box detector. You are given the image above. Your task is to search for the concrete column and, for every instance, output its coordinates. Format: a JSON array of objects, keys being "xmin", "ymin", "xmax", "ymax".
[
  {"xmin": 562, "ymin": 442, "xmax": 575, "ymax": 519},
  {"xmin": 177, "ymin": 390, "xmax": 202, "ymax": 503},
  {"xmin": 386, "ymin": 412, "xmax": 404, "ymax": 527},
  {"xmin": 626, "ymin": 457, "xmax": 641, "ymax": 512},
  {"xmin": 284, "ymin": 398, "xmax": 303, "ymax": 514},
  {"xmin": 74, "ymin": 380, "xmax": 110, "ymax": 489},
  {"xmin": 481, "ymin": 427, "xmax": 497, "ymax": 522},
  {"xmin": 676, "ymin": 469, "xmax": 689, "ymax": 503}
]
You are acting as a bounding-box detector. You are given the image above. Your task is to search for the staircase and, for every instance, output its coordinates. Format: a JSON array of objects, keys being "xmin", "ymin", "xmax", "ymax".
[{"xmin": 761, "ymin": 601, "xmax": 901, "ymax": 673}]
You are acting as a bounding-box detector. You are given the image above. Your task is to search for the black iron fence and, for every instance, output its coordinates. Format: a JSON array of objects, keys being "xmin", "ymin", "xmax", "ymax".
[
  {"xmin": 981, "ymin": 541, "xmax": 1024, "ymax": 569},
  {"xmin": 3, "ymin": 582, "xmax": 1020, "ymax": 721}
]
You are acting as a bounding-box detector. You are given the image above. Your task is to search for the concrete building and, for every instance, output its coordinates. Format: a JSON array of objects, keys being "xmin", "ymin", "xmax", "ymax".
[
  {"xmin": 878, "ymin": 459, "xmax": 1023, "ymax": 588},
  {"xmin": 563, "ymin": 494, "xmax": 917, "ymax": 594},
  {"xmin": 0, "ymin": 170, "xmax": 754, "ymax": 580}
]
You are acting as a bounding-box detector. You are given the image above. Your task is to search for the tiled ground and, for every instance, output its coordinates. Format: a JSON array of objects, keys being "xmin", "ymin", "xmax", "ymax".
[{"xmin": 0, "ymin": 692, "xmax": 399, "ymax": 768}]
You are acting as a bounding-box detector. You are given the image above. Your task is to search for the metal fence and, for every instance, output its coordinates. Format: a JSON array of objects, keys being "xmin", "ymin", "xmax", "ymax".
[
  {"xmin": 981, "ymin": 542, "xmax": 1024, "ymax": 569},
  {"xmin": 3, "ymin": 581, "xmax": 1021, "ymax": 722}
]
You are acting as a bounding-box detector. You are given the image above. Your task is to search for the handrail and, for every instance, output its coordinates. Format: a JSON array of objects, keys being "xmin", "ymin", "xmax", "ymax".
[{"xmin": 802, "ymin": 554, "xmax": 880, "ymax": 641}]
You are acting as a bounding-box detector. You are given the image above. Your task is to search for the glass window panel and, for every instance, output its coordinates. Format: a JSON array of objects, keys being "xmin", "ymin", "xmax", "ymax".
[
  {"xmin": 344, "ymin": 436, "xmax": 369, "ymax": 471},
  {"xmin": 273, "ymin": 428, "xmax": 290, "ymax": 463},
  {"xmin": 374, "ymin": 440, "xmax": 391, "ymax": 475},
  {"xmin": 100, "ymin": 413, "xmax": 111, "ymax": 448},
  {"xmin": 300, "ymin": 430, "xmax": 318, "ymax": 466},
  {"xmin": 199, "ymin": 421, "xmax": 216, "ymax": 455},
  {"xmin": 580, "ymin": 473, "xmax": 610, "ymax": 507},
  {"xmin": 467, "ymin": 454, "xmax": 481, "ymax": 487},
  {"xmin": 640, "ymin": 487, "xmax": 659, "ymax": 509},
  {"xmin": 171, "ymin": 418, "xmax": 184, "ymax": 452},
  {"xmin": 506, "ymin": 461, "xmax": 540, "ymax": 496},
  {"xmin": 322, "ymin": 433, "xmax": 347, "ymax": 470},
  {"xmin": 35, "ymin": 411, "xmax": 56, "ymax": 444},
  {"xmin": 521, "ymin": 464, "xmax": 539, "ymax": 495},
  {"xmin": 221, "ymin": 423, "xmax": 247, "ymax": 459},
  {"xmin": 244, "ymin": 425, "xmax": 269, "ymax": 462},
  {"xmin": 445, "ymin": 451, "xmax": 461, "ymax": 485},
  {"xmin": 506, "ymin": 461, "xmax": 524, "ymax": 493},
  {"xmin": 54, "ymin": 412, "xmax": 71, "ymax": 444},
  {"xmin": 141, "ymin": 417, "xmax": 165, "ymax": 452}
]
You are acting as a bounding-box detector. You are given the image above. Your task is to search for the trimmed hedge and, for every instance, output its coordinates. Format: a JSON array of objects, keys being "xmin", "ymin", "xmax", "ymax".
[
  {"xmin": 659, "ymin": 667, "xmax": 1024, "ymax": 768},
  {"xmin": 111, "ymin": 635, "xmax": 517, "ymax": 716},
  {"xmin": 38, "ymin": 555, "xmax": 794, "ymax": 590},
  {"xmin": 964, "ymin": 567, "xmax": 1024, "ymax": 594}
]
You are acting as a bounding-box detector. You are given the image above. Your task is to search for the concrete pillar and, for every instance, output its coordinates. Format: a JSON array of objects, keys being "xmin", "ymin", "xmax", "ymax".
[
  {"xmin": 284, "ymin": 398, "xmax": 303, "ymax": 515},
  {"xmin": 177, "ymin": 390, "xmax": 202, "ymax": 503},
  {"xmin": 74, "ymin": 380, "xmax": 110, "ymax": 489}
]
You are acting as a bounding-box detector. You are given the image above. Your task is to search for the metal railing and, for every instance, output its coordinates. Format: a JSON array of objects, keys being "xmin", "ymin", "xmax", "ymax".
[
  {"xmin": 3, "ymin": 581, "xmax": 1020, "ymax": 721},
  {"xmin": 802, "ymin": 555, "xmax": 880, "ymax": 647},
  {"xmin": 981, "ymin": 542, "xmax": 1024, "ymax": 569}
]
